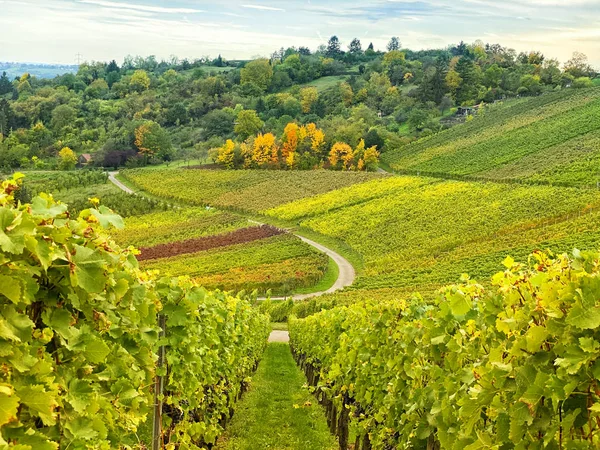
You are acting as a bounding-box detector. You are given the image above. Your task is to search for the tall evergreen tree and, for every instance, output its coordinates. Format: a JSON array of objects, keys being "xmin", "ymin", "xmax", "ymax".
[
  {"xmin": 326, "ymin": 36, "xmax": 342, "ymax": 58},
  {"xmin": 0, "ymin": 72, "xmax": 12, "ymax": 96},
  {"xmin": 455, "ymin": 56, "xmax": 479, "ymax": 104}
]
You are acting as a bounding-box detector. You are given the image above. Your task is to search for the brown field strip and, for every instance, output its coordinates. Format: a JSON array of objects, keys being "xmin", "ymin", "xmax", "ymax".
[{"xmin": 137, "ymin": 225, "xmax": 285, "ymax": 261}]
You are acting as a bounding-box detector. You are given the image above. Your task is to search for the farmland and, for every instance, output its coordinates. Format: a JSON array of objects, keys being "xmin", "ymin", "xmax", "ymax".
[
  {"xmin": 141, "ymin": 234, "xmax": 330, "ymax": 295},
  {"xmin": 111, "ymin": 208, "xmax": 249, "ymax": 247},
  {"xmin": 382, "ymin": 87, "xmax": 600, "ymax": 186},
  {"xmin": 121, "ymin": 169, "xmax": 383, "ymax": 211},
  {"xmin": 124, "ymin": 168, "xmax": 600, "ymax": 297}
]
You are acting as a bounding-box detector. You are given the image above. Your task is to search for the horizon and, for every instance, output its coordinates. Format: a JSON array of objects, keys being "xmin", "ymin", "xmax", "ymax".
[{"xmin": 1, "ymin": 0, "xmax": 599, "ymax": 68}]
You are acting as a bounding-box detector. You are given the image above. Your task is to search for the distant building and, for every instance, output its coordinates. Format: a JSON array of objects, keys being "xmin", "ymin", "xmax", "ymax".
[
  {"xmin": 78, "ymin": 153, "xmax": 93, "ymax": 167},
  {"xmin": 457, "ymin": 104, "xmax": 482, "ymax": 116}
]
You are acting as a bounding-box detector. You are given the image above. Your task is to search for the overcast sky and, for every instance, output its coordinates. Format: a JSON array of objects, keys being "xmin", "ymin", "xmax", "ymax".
[{"xmin": 1, "ymin": 0, "xmax": 599, "ymax": 67}]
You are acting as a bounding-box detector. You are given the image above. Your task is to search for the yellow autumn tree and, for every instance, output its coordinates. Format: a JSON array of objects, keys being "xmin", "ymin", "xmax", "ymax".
[
  {"xmin": 240, "ymin": 140, "xmax": 254, "ymax": 168},
  {"xmin": 363, "ymin": 145, "xmax": 380, "ymax": 171},
  {"xmin": 282, "ymin": 123, "xmax": 299, "ymax": 168},
  {"xmin": 217, "ymin": 139, "xmax": 236, "ymax": 169},
  {"xmin": 58, "ymin": 147, "xmax": 77, "ymax": 170},
  {"xmin": 252, "ymin": 133, "xmax": 278, "ymax": 167},
  {"xmin": 304, "ymin": 123, "xmax": 325, "ymax": 156},
  {"xmin": 300, "ymin": 87, "xmax": 318, "ymax": 114},
  {"xmin": 130, "ymin": 69, "xmax": 151, "ymax": 92},
  {"xmin": 329, "ymin": 142, "xmax": 354, "ymax": 170}
]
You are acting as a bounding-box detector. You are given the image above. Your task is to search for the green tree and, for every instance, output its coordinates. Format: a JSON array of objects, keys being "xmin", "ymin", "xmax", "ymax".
[
  {"xmin": 85, "ymin": 79, "xmax": 109, "ymax": 99},
  {"xmin": 129, "ymin": 69, "xmax": 151, "ymax": 92},
  {"xmin": 241, "ymin": 59, "xmax": 273, "ymax": 92},
  {"xmin": 135, "ymin": 121, "xmax": 173, "ymax": 163},
  {"xmin": 235, "ymin": 110, "xmax": 264, "ymax": 140},
  {"xmin": 387, "ymin": 36, "xmax": 401, "ymax": 51},
  {"xmin": 326, "ymin": 36, "xmax": 342, "ymax": 58},
  {"xmin": 348, "ymin": 38, "xmax": 362, "ymax": 55},
  {"xmin": 454, "ymin": 57, "xmax": 480, "ymax": 104},
  {"xmin": 51, "ymin": 104, "xmax": 77, "ymax": 131},
  {"xmin": 564, "ymin": 52, "xmax": 593, "ymax": 79},
  {"xmin": 0, "ymin": 71, "xmax": 12, "ymax": 95},
  {"xmin": 483, "ymin": 64, "xmax": 503, "ymax": 89},
  {"xmin": 202, "ymin": 109, "xmax": 235, "ymax": 139}
]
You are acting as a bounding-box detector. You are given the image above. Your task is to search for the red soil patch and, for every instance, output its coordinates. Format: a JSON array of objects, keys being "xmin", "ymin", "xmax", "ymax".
[{"xmin": 137, "ymin": 225, "xmax": 285, "ymax": 261}]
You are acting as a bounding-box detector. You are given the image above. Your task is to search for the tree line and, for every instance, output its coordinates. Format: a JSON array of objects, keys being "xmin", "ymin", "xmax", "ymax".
[{"xmin": 0, "ymin": 37, "xmax": 596, "ymax": 171}]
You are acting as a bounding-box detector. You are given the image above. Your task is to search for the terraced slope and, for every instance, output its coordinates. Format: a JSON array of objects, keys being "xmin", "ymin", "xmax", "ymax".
[{"xmin": 382, "ymin": 87, "xmax": 600, "ymax": 187}]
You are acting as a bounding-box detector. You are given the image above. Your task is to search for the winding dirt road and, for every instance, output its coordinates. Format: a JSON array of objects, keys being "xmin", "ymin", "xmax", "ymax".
[{"xmin": 108, "ymin": 172, "xmax": 356, "ymax": 302}]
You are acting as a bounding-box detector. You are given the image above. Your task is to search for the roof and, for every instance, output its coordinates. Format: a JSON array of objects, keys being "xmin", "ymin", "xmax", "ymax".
[{"xmin": 79, "ymin": 153, "xmax": 93, "ymax": 162}]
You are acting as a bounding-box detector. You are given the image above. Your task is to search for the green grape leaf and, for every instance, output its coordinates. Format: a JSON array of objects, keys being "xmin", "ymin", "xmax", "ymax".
[
  {"xmin": 65, "ymin": 416, "xmax": 98, "ymax": 440},
  {"xmin": 0, "ymin": 275, "xmax": 21, "ymax": 304},
  {"xmin": 566, "ymin": 303, "xmax": 600, "ymax": 329},
  {"xmin": 72, "ymin": 245, "xmax": 106, "ymax": 293},
  {"xmin": 83, "ymin": 337, "xmax": 111, "ymax": 364},
  {"xmin": 448, "ymin": 290, "xmax": 471, "ymax": 316},
  {"xmin": 524, "ymin": 325, "xmax": 548, "ymax": 353},
  {"xmin": 91, "ymin": 206, "xmax": 124, "ymax": 230},
  {"xmin": 17, "ymin": 385, "xmax": 57, "ymax": 426},
  {"xmin": 30, "ymin": 196, "xmax": 67, "ymax": 218},
  {"xmin": 0, "ymin": 390, "xmax": 20, "ymax": 426}
]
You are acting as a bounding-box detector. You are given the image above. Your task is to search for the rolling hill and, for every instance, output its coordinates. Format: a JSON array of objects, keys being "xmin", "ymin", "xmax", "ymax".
[{"xmin": 382, "ymin": 87, "xmax": 600, "ymax": 187}]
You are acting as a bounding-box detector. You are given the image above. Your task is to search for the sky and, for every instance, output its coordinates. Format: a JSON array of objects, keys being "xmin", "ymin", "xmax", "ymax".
[{"xmin": 1, "ymin": 0, "xmax": 599, "ymax": 67}]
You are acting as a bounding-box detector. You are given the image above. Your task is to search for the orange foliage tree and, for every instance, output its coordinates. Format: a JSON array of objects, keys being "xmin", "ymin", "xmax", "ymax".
[
  {"xmin": 252, "ymin": 133, "xmax": 278, "ymax": 168},
  {"xmin": 329, "ymin": 142, "xmax": 354, "ymax": 170}
]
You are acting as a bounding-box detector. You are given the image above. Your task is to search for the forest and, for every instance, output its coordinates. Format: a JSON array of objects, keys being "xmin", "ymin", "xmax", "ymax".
[{"xmin": 0, "ymin": 37, "xmax": 597, "ymax": 171}]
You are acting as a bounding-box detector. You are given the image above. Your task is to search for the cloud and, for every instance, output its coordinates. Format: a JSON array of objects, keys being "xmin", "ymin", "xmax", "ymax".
[
  {"xmin": 78, "ymin": 0, "xmax": 204, "ymax": 14},
  {"xmin": 241, "ymin": 4, "xmax": 285, "ymax": 11}
]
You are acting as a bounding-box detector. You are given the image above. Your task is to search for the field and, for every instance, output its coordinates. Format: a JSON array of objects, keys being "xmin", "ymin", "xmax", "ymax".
[
  {"xmin": 121, "ymin": 169, "xmax": 383, "ymax": 211},
  {"xmin": 287, "ymin": 75, "xmax": 348, "ymax": 92},
  {"xmin": 126, "ymin": 170, "xmax": 600, "ymax": 296},
  {"xmin": 19, "ymin": 170, "xmax": 170, "ymax": 217},
  {"xmin": 8, "ymin": 83, "xmax": 600, "ymax": 450},
  {"xmin": 383, "ymin": 87, "xmax": 600, "ymax": 187},
  {"xmin": 111, "ymin": 208, "xmax": 249, "ymax": 247},
  {"xmin": 141, "ymin": 234, "xmax": 329, "ymax": 295}
]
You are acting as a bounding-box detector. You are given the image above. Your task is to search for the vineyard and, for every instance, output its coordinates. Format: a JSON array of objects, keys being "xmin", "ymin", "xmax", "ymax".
[
  {"xmin": 111, "ymin": 208, "xmax": 249, "ymax": 248},
  {"xmin": 382, "ymin": 87, "xmax": 600, "ymax": 187},
  {"xmin": 289, "ymin": 250, "xmax": 600, "ymax": 449},
  {"xmin": 121, "ymin": 169, "xmax": 383, "ymax": 212},
  {"xmin": 264, "ymin": 175, "xmax": 600, "ymax": 290},
  {"xmin": 6, "ymin": 85, "xmax": 600, "ymax": 449},
  {"xmin": 140, "ymin": 234, "xmax": 329, "ymax": 295},
  {"xmin": 0, "ymin": 175, "xmax": 270, "ymax": 449}
]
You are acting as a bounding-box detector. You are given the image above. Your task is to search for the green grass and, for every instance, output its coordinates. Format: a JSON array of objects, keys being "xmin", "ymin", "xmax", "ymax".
[
  {"xmin": 288, "ymin": 75, "xmax": 348, "ymax": 92},
  {"xmin": 215, "ymin": 343, "xmax": 337, "ymax": 450},
  {"xmin": 271, "ymin": 322, "xmax": 288, "ymax": 331}
]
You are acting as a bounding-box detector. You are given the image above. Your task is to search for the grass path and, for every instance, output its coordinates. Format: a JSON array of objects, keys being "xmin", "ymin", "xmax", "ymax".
[{"xmin": 215, "ymin": 343, "xmax": 337, "ymax": 450}]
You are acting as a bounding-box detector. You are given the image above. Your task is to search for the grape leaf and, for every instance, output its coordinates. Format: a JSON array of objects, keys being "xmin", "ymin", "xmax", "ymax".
[
  {"xmin": 83, "ymin": 338, "xmax": 111, "ymax": 364},
  {"xmin": 0, "ymin": 390, "xmax": 19, "ymax": 426},
  {"xmin": 17, "ymin": 385, "xmax": 57, "ymax": 426}
]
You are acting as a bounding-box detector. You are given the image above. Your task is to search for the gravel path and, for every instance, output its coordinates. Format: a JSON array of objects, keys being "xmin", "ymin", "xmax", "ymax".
[
  {"xmin": 108, "ymin": 171, "xmax": 134, "ymax": 194},
  {"xmin": 268, "ymin": 330, "xmax": 290, "ymax": 343}
]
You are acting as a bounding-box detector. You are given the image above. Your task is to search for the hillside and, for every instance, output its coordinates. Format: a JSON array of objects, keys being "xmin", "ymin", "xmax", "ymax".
[
  {"xmin": 382, "ymin": 87, "xmax": 600, "ymax": 187},
  {"xmin": 124, "ymin": 168, "xmax": 600, "ymax": 300}
]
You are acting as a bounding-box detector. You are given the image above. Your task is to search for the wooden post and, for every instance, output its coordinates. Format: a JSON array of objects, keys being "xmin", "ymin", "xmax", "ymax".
[{"xmin": 152, "ymin": 314, "xmax": 166, "ymax": 450}]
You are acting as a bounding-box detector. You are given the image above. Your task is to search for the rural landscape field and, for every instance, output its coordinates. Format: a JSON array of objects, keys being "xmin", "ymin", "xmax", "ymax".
[{"xmin": 2, "ymin": 0, "xmax": 600, "ymax": 449}]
